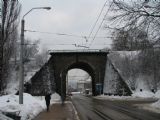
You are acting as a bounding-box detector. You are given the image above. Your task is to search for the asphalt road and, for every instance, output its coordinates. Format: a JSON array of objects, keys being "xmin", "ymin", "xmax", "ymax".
[{"xmin": 72, "ymin": 95, "xmax": 160, "ymax": 120}]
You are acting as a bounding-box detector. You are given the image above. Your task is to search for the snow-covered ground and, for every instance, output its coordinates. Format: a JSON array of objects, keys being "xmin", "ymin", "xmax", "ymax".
[
  {"xmin": 132, "ymin": 90, "xmax": 155, "ymax": 98},
  {"xmin": 95, "ymin": 90, "xmax": 160, "ymax": 113},
  {"xmin": 132, "ymin": 90, "xmax": 160, "ymax": 112},
  {"xmin": 0, "ymin": 93, "xmax": 61, "ymax": 120}
]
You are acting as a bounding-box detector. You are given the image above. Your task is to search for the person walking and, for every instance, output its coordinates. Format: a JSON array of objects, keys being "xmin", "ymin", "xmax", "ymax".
[{"xmin": 45, "ymin": 94, "xmax": 51, "ymax": 112}]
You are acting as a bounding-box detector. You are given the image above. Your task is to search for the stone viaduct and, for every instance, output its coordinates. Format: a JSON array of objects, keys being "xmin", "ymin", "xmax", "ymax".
[{"xmin": 26, "ymin": 50, "xmax": 132, "ymax": 98}]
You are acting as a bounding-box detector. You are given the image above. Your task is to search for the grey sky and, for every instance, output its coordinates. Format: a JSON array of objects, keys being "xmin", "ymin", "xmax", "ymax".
[{"xmin": 19, "ymin": 0, "xmax": 112, "ymax": 51}]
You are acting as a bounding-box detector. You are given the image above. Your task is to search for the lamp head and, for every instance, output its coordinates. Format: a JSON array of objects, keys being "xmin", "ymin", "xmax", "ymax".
[{"xmin": 43, "ymin": 7, "xmax": 51, "ymax": 10}]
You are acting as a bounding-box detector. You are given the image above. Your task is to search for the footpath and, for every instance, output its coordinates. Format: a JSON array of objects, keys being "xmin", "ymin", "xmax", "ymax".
[{"xmin": 34, "ymin": 102, "xmax": 79, "ymax": 120}]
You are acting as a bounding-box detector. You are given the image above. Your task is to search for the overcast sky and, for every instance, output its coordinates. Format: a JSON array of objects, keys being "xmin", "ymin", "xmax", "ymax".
[{"xmin": 19, "ymin": 0, "xmax": 112, "ymax": 51}]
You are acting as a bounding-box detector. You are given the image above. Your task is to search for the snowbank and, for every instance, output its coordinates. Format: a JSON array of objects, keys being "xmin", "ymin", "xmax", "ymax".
[
  {"xmin": 0, "ymin": 93, "xmax": 45, "ymax": 120},
  {"xmin": 132, "ymin": 91, "xmax": 155, "ymax": 98},
  {"xmin": 0, "ymin": 93, "xmax": 61, "ymax": 120},
  {"xmin": 95, "ymin": 94, "xmax": 133, "ymax": 101},
  {"xmin": 0, "ymin": 112, "xmax": 13, "ymax": 120},
  {"xmin": 151, "ymin": 90, "xmax": 160, "ymax": 109},
  {"xmin": 97, "ymin": 91, "xmax": 156, "ymax": 100},
  {"xmin": 151, "ymin": 100, "xmax": 160, "ymax": 110},
  {"xmin": 155, "ymin": 90, "xmax": 160, "ymax": 98},
  {"xmin": 96, "ymin": 90, "xmax": 160, "ymax": 113}
]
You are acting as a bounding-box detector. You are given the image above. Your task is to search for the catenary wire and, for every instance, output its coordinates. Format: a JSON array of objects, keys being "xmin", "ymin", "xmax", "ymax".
[
  {"xmin": 86, "ymin": 0, "xmax": 108, "ymax": 42},
  {"xmin": 88, "ymin": 1, "xmax": 114, "ymax": 48},
  {"xmin": 25, "ymin": 29, "xmax": 113, "ymax": 39}
]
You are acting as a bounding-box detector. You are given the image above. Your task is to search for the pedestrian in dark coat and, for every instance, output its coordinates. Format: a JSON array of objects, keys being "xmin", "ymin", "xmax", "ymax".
[{"xmin": 45, "ymin": 94, "xmax": 51, "ymax": 111}]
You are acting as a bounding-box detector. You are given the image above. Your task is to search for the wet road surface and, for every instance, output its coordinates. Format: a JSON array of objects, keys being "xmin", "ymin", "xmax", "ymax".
[{"xmin": 72, "ymin": 95, "xmax": 160, "ymax": 120}]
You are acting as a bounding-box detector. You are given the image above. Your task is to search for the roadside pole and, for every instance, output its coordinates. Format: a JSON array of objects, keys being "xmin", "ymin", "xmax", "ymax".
[{"xmin": 19, "ymin": 19, "xmax": 24, "ymax": 104}]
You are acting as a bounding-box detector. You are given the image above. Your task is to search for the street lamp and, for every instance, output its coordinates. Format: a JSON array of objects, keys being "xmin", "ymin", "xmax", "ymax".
[{"xmin": 19, "ymin": 7, "xmax": 51, "ymax": 104}]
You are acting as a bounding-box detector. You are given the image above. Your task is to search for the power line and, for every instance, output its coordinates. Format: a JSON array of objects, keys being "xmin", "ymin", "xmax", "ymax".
[
  {"xmin": 88, "ymin": 1, "xmax": 114, "ymax": 48},
  {"xmin": 86, "ymin": 0, "xmax": 108, "ymax": 42},
  {"xmin": 25, "ymin": 29, "xmax": 83, "ymax": 38},
  {"xmin": 25, "ymin": 29, "xmax": 112, "ymax": 39}
]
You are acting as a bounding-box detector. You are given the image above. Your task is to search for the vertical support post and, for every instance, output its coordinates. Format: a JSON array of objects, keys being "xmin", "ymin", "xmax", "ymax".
[
  {"xmin": 153, "ymin": 47, "xmax": 157, "ymax": 92},
  {"xmin": 99, "ymin": 71, "xmax": 101, "ymax": 95},
  {"xmin": 60, "ymin": 72, "xmax": 64, "ymax": 104},
  {"xmin": 0, "ymin": 0, "xmax": 4, "ymax": 93},
  {"xmin": 19, "ymin": 19, "xmax": 24, "ymax": 104},
  {"xmin": 66, "ymin": 72, "xmax": 68, "ymax": 94}
]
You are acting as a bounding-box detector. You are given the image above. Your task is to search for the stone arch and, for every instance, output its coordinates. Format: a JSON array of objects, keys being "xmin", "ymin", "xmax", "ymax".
[{"xmin": 61, "ymin": 62, "xmax": 96, "ymax": 96}]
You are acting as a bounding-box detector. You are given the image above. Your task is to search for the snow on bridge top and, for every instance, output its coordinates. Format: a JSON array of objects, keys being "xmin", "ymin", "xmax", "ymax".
[{"xmin": 49, "ymin": 49, "xmax": 109, "ymax": 54}]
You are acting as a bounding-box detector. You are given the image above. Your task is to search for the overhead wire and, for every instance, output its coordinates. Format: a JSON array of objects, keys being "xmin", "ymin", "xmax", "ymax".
[
  {"xmin": 24, "ymin": 1, "xmax": 113, "ymax": 49},
  {"xmin": 86, "ymin": 0, "xmax": 108, "ymax": 42},
  {"xmin": 25, "ymin": 29, "xmax": 83, "ymax": 38},
  {"xmin": 25, "ymin": 29, "xmax": 113, "ymax": 39},
  {"xmin": 88, "ymin": 1, "xmax": 114, "ymax": 48}
]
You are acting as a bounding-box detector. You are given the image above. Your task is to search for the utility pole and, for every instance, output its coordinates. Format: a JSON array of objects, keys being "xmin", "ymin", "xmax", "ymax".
[
  {"xmin": 153, "ymin": 46, "xmax": 158, "ymax": 92},
  {"xmin": 19, "ymin": 19, "xmax": 24, "ymax": 104},
  {"xmin": 0, "ymin": 0, "xmax": 3, "ymax": 93},
  {"xmin": 19, "ymin": 7, "xmax": 51, "ymax": 104}
]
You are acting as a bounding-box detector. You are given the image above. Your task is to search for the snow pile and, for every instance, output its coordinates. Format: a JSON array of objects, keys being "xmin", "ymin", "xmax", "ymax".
[
  {"xmin": 0, "ymin": 93, "xmax": 45, "ymax": 120},
  {"xmin": 151, "ymin": 99, "xmax": 160, "ymax": 109},
  {"xmin": 0, "ymin": 112, "xmax": 13, "ymax": 120},
  {"xmin": 155, "ymin": 90, "xmax": 160, "ymax": 98},
  {"xmin": 0, "ymin": 93, "xmax": 61, "ymax": 120},
  {"xmin": 132, "ymin": 91, "xmax": 155, "ymax": 98},
  {"xmin": 151, "ymin": 90, "xmax": 160, "ymax": 109},
  {"xmin": 5, "ymin": 70, "xmax": 19, "ymax": 94},
  {"xmin": 5, "ymin": 81, "xmax": 18, "ymax": 94},
  {"xmin": 96, "ymin": 94, "xmax": 132, "ymax": 100}
]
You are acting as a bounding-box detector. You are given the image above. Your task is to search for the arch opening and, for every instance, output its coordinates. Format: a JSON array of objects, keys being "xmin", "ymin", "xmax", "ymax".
[
  {"xmin": 60, "ymin": 62, "xmax": 97, "ymax": 98},
  {"xmin": 67, "ymin": 69, "xmax": 92, "ymax": 95}
]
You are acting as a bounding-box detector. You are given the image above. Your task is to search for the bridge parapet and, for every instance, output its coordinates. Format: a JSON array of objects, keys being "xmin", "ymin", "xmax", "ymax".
[{"xmin": 49, "ymin": 49, "xmax": 109, "ymax": 54}]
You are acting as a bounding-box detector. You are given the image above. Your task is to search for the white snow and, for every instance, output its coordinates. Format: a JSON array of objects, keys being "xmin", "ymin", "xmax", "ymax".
[
  {"xmin": 104, "ymin": 51, "xmax": 157, "ymax": 93},
  {"xmin": 132, "ymin": 90, "xmax": 155, "ymax": 98},
  {"xmin": 155, "ymin": 90, "xmax": 160, "ymax": 98},
  {"xmin": 151, "ymin": 100, "xmax": 160, "ymax": 110},
  {"xmin": 117, "ymin": 51, "xmax": 139, "ymax": 59},
  {"xmin": 95, "ymin": 94, "xmax": 134, "ymax": 101},
  {"xmin": 151, "ymin": 90, "xmax": 160, "ymax": 110},
  {"xmin": 0, "ymin": 93, "xmax": 61, "ymax": 120},
  {"xmin": 96, "ymin": 90, "xmax": 160, "ymax": 113},
  {"xmin": 5, "ymin": 80, "xmax": 19, "ymax": 94},
  {"xmin": 0, "ymin": 112, "xmax": 14, "ymax": 120},
  {"xmin": 71, "ymin": 92, "xmax": 81, "ymax": 95}
]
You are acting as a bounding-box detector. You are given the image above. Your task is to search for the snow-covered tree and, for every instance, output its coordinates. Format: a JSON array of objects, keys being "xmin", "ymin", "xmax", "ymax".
[
  {"xmin": 35, "ymin": 48, "xmax": 49, "ymax": 68},
  {"xmin": 0, "ymin": 0, "xmax": 21, "ymax": 94},
  {"xmin": 111, "ymin": 28, "xmax": 151, "ymax": 51}
]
